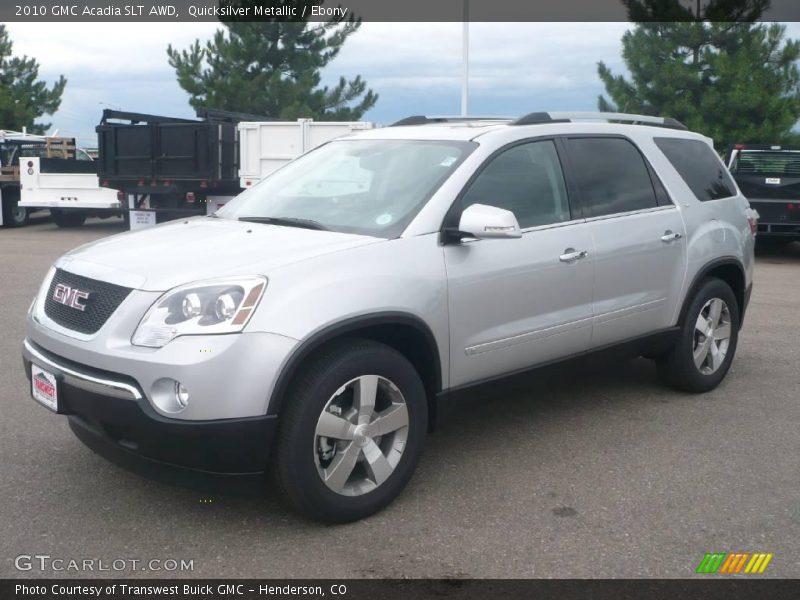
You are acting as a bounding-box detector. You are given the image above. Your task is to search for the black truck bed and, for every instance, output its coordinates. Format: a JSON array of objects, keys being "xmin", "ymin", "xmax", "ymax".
[{"xmin": 96, "ymin": 108, "xmax": 266, "ymax": 194}]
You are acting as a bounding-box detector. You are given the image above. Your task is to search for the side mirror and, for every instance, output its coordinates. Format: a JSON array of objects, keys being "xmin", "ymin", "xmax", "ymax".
[{"xmin": 455, "ymin": 203, "xmax": 522, "ymax": 240}]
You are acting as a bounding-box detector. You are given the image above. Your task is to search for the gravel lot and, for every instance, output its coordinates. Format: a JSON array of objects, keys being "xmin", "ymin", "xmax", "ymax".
[{"xmin": 1, "ymin": 216, "xmax": 798, "ymax": 579}]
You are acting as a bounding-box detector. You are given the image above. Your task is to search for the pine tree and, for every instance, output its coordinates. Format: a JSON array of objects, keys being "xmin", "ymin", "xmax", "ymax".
[
  {"xmin": 597, "ymin": 0, "xmax": 800, "ymax": 146},
  {"xmin": 167, "ymin": 3, "xmax": 377, "ymax": 120},
  {"xmin": 0, "ymin": 25, "xmax": 66, "ymax": 133}
]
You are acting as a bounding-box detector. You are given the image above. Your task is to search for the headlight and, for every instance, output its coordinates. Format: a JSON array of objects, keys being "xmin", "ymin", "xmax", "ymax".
[{"xmin": 131, "ymin": 276, "xmax": 267, "ymax": 348}]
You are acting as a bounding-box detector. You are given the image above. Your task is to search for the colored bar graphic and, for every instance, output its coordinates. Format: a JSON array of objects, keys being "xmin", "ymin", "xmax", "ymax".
[
  {"xmin": 698, "ymin": 552, "xmax": 773, "ymax": 574},
  {"xmin": 734, "ymin": 553, "xmax": 750, "ymax": 573},
  {"xmin": 697, "ymin": 553, "xmax": 727, "ymax": 573},
  {"xmin": 744, "ymin": 553, "xmax": 774, "ymax": 574},
  {"xmin": 719, "ymin": 553, "xmax": 750, "ymax": 573}
]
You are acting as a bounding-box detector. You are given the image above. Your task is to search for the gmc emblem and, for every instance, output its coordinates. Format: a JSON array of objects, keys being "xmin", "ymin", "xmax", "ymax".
[{"xmin": 53, "ymin": 283, "xmax": 90, "ymax": 311}]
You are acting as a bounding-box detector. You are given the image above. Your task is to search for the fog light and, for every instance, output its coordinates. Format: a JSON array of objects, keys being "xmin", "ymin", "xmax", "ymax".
[{"xmin": 175, "ymin": 381, "xmax": 190, "ymax": 408}]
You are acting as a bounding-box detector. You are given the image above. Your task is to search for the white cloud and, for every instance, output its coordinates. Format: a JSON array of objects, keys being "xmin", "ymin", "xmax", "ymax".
[
  {"xmin": 4, "ymin": 20, "xmax": 797, "ymax": 141},
  {"xmin": 6, "ymin": 22, "xmax": 219, "ymax": 75},
  {"xmin": 326, "ymin": 22, "xmax": 631, "ymax": 95}
]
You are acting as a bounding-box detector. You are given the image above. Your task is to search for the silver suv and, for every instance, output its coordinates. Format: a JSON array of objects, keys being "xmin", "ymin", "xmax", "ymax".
[{"xmin": 23, "ymin": 112, "xmax": 756, "ymax": 522}]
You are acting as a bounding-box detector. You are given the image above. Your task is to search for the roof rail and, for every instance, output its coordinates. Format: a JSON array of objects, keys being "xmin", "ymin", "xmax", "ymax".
[
  {"xmin": 390, "ymin": 115, "xmax": 512, "ymax": 127},
  {"xmin": 509, "ymin": 112, "xmax": 570, "ymax": 126},
  {"xmin": 511, "ymin": 111, "xmax": 687, "ymax": 131}
]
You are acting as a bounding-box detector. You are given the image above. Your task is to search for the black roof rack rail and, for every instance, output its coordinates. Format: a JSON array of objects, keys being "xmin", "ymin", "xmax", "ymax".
[
  {"xmin": 195, "ymin": 107, "xmax": 274, "ymax": 123},
  {"xmin": 100, "ymin": 108, "xmax": 273, "ymax": 126},
  {"xmin": 511, "ymin": 112, "xmax": 570, "ymax": 126},
  {"xmin": 390, "ymin": 115, "xmax": 512, "ymax": 127},
  {"xmin": 511, "ymin": 111, "xmax": 687, "ymax": 131},
  {"xmin": 100, "ymin": 109, "xmax": 199, "ymax": 125}
]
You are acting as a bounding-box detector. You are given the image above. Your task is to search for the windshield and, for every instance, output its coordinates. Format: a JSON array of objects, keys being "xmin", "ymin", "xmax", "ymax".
[{"xmin": 218, "ymin": 139, "xmax": 476, "ymax": 238}]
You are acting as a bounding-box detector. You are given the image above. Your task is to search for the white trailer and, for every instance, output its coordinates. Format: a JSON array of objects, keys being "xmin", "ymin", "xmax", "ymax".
[
  {"xmin": 238, "ymin": 119, "xmax": 374, "ymax": 189},
  {"xmin": 18, "ymin": 156, "xmax": 122, "ymax": 227}
]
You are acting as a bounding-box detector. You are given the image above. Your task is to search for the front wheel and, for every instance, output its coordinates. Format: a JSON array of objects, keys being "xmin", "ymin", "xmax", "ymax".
[
  {"xmin": 657, "ymin": 278, "xmax": 740, "ymax": 393},
  {"xmin": 274, "ymin": 339, "xmax": 427, "ymax": 523}
]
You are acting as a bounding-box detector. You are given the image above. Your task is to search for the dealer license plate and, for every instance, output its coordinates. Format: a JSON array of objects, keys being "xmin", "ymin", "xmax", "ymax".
[{"xmin": 31, "ymin": 364, "xmax": 58, "ymax": 412}]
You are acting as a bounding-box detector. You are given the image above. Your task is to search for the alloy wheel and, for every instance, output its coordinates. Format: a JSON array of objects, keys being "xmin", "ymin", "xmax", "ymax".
[
  {"xmin": 314, "ymin": 375, "xmax": 409, "ymax": 497},
  {"xmin": 693, "ymin": 297, "xmax": 732, "ymax": 375}
]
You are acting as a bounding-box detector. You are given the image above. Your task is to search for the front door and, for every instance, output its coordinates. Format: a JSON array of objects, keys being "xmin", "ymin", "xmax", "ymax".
[{"xmin": 444, "ymin": 139, "xmax": 595, "ymax": 388}]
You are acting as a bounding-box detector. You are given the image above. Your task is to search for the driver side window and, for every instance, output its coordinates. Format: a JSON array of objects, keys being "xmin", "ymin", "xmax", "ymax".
[{"xmin": 461, "ymin": 139, "xmax": 571, "ymax": 229}]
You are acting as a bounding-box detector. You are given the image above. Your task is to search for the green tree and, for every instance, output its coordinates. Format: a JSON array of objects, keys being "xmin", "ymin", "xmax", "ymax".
[
  {"xmin": 598, "ymin": 0, "xmax": 800, "ymax": 146},
  {"xmin": 167, "ymin": 2, "xmax": 377, "ymax": 120},
  {"xmin": 0, "ymin": 25, "xmax": 66, "ymax": 133}
]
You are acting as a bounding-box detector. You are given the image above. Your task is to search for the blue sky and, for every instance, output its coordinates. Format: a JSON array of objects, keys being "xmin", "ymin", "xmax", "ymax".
[{"xmin": 5, "ymin": 22, "xmax": 800, "ymax": 146}]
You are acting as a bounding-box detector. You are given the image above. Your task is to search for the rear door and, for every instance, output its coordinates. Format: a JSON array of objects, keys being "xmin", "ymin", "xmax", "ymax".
[
  {"xmin": 444, "ymin": 138, "xmax": 595, "ymax": 388},
  {"xmin": 562, "ymin": 136, "xmax": 687, "ymax": 347}
]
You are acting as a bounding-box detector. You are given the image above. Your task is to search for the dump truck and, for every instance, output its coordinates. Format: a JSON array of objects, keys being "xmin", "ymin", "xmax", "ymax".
[{"xmin": 95, "ymin": 108, "xmax": 262, "ymax": 229}]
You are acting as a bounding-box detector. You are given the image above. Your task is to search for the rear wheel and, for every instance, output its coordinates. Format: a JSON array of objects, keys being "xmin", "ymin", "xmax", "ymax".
[
  {"xmin": 1, "ymin": 191, "xmax": 28, "ymax": 227},
  {"xmin": 657, "ymin": 278, "xmax": 740, "ymax": 393},
  {"xmin": 274, "ymin": 339, "xmax": 427, "ymax": 523},
  {"xmin": 51, "ymin": 210, "xmax": 87, "ymax": 228}
]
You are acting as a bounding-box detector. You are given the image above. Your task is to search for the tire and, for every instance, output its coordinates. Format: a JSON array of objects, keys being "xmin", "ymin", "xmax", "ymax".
[
  {"xmin": 657, "ymin": 278, "xmax": 740, "ymax": 393},
  {"xmin": 1, "ymin": 191, "xmax": 28, "ymax": 227},
  {"xmin": 274, "ymin": 339, "xmax": 428, "ymax": 523},
  {"xmin": 51, "ymin": 210, "xmax": 87, "ymax": 228}
]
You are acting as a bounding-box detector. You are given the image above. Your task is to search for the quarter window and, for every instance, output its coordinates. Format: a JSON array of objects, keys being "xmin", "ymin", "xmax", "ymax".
[
  {"xmin": 461, "ymin": 140, "xmax": 571, "ymax": 228},
  {"xmin": 566, "ymin": 137, "xmax": 658, "ymax": 217},
  {"xmin": 655, "ymin": 138, "xmax": 736, "ymax": 201}
]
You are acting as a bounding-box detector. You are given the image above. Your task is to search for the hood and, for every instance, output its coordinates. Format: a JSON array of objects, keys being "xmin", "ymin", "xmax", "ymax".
[{"xmin": 57, "ymin": 217, "xmax": 381, "ymax": 291}]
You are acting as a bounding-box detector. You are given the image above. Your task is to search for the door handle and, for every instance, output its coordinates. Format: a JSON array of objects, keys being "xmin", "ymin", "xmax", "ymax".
[
  {"xmin": 559, "ymin": 249, "xmax": 589, "ymax": 263},
  {"xmin": 661, "ymin": 231, "xmax": 683, "ymax": 242}
]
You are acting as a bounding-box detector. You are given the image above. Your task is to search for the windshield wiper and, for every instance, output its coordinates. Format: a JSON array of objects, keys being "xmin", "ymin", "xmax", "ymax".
[{"xmin": 237, "ymin": 216, "xmax": 329, "ymax": 231}]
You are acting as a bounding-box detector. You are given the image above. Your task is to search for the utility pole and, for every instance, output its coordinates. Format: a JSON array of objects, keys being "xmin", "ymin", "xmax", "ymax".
[{"xmin": 461, "ymin": 0, "xmax": 469, "ymax": 116}]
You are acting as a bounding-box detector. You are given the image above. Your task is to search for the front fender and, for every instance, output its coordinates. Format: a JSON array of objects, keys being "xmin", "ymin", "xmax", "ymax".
[{"xmin": 246, "ymin": 233, "xmax": 450, "ymax": 387}]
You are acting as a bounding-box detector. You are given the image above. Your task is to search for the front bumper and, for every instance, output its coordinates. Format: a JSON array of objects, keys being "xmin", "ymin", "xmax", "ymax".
[
  {"xmin": 23, "ymin": 339, "xmax": 277, "ymax": 476},
  {"xmin": 27, "ymin": 298, "xmax": 299, "ymax": 420}
]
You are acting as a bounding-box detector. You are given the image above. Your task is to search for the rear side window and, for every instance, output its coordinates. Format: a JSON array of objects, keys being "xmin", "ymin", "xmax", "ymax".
[
  {"xmin": 732, "ymin": 151, "xmax": 800, "ymax": 176},
  {"xmin": 565, "ymin": 137, "xmax": 658, "ymax": 217},
  {"xmin": 655, "ymin": 138, "xmax": 736, "ymax": 201}
]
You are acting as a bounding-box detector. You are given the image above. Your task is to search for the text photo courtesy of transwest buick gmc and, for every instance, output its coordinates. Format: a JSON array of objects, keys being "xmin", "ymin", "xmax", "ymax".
[{"xmin": 23, "ymin": 112, "xmax": 756, "ymax": 523}]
